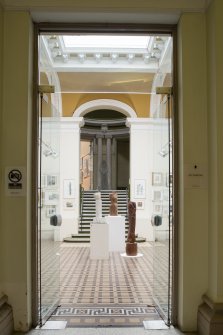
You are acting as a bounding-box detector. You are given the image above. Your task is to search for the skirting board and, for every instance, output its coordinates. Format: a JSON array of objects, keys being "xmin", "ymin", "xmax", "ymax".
[{"xmin": 198, "ymin": 295, "xmax": 223, "ymax": 335}]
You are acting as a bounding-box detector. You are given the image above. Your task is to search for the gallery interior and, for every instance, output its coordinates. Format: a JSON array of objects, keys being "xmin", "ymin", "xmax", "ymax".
[
  {"xmin": 37, "ymin": 31, "xmax": 174, "ymax": 329},
  {"xmin": 0, "ymin": 1, "xmax": 223, "ymax": 335}
]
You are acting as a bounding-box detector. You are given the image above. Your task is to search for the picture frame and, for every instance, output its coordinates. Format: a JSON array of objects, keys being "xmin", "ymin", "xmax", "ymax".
[
  {"xmin": 63, "ymin": 179, "xmax": 75, "ymax": 198},
  {"xmin": 152, "ymin": 189, "xmax": 163, "ymax": 201},
  {"xmin": 63, "ymin": 199, "xmax": 75, "ymax": 210},
  {"xmin": 44, "ymin": 190, "xmax": 59, "ymax": 205},
  {"xmin": 136, "ymin": 200, "xmax": 144, "ymax": 210},
  {"xmin": 46, "ymin": 174, "xmax": 58, "ymax": 187},
  {"xmin": 46, "ymin": 205, "xmax": 57, "ymax": 217},
  {"xmin": 152, "ymin": 172, "xmax": 163, "ymax": 186},
  {"xmin": 153, "ymin": 202, "xmax": 162, "ymax": 214},
  {"xmin": 134, "ymin": 179, "xmax": 146, "ymax": 199}
]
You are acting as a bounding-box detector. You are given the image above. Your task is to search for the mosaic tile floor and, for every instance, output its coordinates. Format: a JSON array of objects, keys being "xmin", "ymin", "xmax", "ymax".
[{"xmin": 40, "ymin": 241, "xmax": 170, "ymax": 327}]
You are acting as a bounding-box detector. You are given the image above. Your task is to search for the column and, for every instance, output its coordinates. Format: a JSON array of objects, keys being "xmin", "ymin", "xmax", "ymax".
[
  {"xmin": 97, "ymin": 135, "xmax": 103, "ymax": 189},
  {"xmin": 111, "ymin": 137, "xmax": 117, "ymax": 189},
  {"xmin": 106, "ymin": 135, "xmax": 112, "ymax": 189},
  {"xmin": 93, "ymin": 137, "xmax": 97, "ymax": 188}
]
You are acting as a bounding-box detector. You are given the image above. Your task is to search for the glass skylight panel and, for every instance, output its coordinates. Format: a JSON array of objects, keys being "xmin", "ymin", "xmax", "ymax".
[{"xmin": 63, "ymin": 35, "xmax": 150, "ymax": 50}]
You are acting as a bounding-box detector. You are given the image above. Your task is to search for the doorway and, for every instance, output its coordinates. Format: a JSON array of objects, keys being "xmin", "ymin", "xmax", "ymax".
[{"xmin": 34, "ymin": 24, "xmax": 176, "ymax": 329}]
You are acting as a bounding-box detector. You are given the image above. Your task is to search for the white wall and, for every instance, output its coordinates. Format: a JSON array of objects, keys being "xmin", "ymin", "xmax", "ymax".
[
  {"xmin": 59, "ymin": 117, "xmax": 84, "ymax": 240},
  {"xmin": 127, "ymin": 118, "xmax": 170, "ymax": 241}
]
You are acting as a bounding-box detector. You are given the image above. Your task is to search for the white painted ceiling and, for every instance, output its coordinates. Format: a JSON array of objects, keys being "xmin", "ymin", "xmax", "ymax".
[
  {"xmin": 40, "ymin": 34, "xmax": 172, "ymax": 93},
  {"xmin": 2, "ymin": 0, "xmax": 208, "ymax": 94}
]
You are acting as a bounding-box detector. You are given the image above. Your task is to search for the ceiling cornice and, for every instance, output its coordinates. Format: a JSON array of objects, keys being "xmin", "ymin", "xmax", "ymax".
[{"xmin": 0, "ymin": 0, "xmax": 211, "ymax": 12}]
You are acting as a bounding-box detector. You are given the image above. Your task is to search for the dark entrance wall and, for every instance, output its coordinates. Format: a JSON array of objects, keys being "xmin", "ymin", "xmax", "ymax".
[{"xmin": 117, "ymin": 140, "xmax": 129, "ymax": 189}]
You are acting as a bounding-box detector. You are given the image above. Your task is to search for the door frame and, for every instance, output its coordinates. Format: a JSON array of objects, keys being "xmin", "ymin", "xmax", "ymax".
[{"xmin": 32, "ymin": 22, "xmax": 178, "ymax": 327}]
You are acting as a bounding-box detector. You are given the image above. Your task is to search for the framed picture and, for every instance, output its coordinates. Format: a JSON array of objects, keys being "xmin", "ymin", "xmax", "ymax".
[
  {"xmin": 134, "ymin": 179, "xmax": 146, "ymax": 199},
  {"xmin": 63, "ymin": 179, "xmax": 75, "ymax": 198},
  {"xmin": 46, "ymin": 205, "xmax": 57, "ymax": 217},
  {"xmin": 136, "ymin": 200, "xmax": 144, "ymax": 210},
  {"xmin": 152, "ymin": 172, "xmax": 163, "ymax": 186},
  {"xmin": 44, "ymin": 190, "xmax": 59, "ymax": 204},
  {"xmin": 152, "ymin": 189, "xmax": 163, "ymax": 201},
  {"xmin": 63, "ymin": 199, "xmax": 75, "ymax": 210},
  {"xmin": 153, "ymin": 202, "xmax": 162, "ymax": 214},
  {"xmin": 46, "ymin": 174, "xmax": 58, "ymax": 187}
]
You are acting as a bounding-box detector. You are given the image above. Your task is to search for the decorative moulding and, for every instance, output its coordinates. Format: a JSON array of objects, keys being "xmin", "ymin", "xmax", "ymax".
[{"xmin": 198, "ymin": 294, "xmax": 223, "ymax": 335}]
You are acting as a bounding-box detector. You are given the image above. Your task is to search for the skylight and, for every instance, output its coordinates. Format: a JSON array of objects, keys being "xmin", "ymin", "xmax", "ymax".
[{"xmin": 63, "ymin": 35, "xmax": 150, "ymax": 50}]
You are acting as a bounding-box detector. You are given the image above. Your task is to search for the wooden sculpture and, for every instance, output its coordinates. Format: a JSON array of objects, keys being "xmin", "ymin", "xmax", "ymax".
[{"xmin": 126, "ymin": 201, "xmax": 138, "ymax": 256}]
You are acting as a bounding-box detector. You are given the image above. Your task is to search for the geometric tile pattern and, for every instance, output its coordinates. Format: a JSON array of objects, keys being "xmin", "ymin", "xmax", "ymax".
[
  {"xmin": 40, "ymin": 241, "xmax": 170, "ymax": 327},
  {"xmin": 52, "ymin": 304, "xmax": 160, "ymax": 327},
  {"xmin": 59, "ymin": 244, "xmax": 154, "ymax": 305}
]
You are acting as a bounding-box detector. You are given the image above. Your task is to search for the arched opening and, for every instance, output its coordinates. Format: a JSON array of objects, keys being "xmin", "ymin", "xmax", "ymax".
[{"xmin": 79, "ymin": 108, "xmax": 130, "ymax": 191}]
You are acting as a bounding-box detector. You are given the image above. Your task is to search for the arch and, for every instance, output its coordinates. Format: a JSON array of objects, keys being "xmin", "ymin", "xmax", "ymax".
[{"xmin": 73, "ymin": 99, "xmax": 137, "ymax": 118}]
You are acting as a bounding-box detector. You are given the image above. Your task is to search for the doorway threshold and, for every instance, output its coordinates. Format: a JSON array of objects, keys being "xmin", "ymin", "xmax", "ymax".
[
  {"xmin": 36, "ymin": 320, "xmax": 67, "ymax": 330},
  {"xmin": 143, "ymin": 320, "xmax": 169, "ymax": 330}
]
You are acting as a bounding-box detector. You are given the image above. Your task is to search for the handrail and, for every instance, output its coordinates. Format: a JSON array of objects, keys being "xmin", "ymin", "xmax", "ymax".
[{"xmin": 79, "ymin": 184, "xmax": 84, "ymax": 232}]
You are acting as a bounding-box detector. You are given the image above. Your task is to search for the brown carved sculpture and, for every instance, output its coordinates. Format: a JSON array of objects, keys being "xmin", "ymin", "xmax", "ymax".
[
  {"xmin": 126, "ymin": 201, "xmax": 138, "ymax": 256},
  {"xmin": 109, "ymin": 192, "xmax": 118, "ymax": 216}
]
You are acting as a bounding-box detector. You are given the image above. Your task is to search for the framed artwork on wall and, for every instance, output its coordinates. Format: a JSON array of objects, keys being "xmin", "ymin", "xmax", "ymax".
[
  {"xmin": 136, "ymin": 200, "xmax": 144, "ymax": 210},
  {"xmin": 134, "ymin": 179, "xmax": 146, "ymax": 199},
  {"xmin": 46, "ymin": 174, "xmax": 58, "ymax": 187},
  {"xmin": 63, "ymin": 179, "xmax": 75, "ymax": 198},
  {"xmin": 44, "ymin": 190, "xmax": 59, "ymax": 204},
  {"xmin": 46, "ymin": 205, "xmax": 57, "ymax": 217},
  {"xmin": 152, "ymin": 189, "xmax": 163, "ymax": 201},
  {"xmin": 153, "ymin": 202, "xmax": 162, "ymax": 214},
  {"xmin": 63, "ymin": 199, "xmax": 75, "ymax": 210},
  {"xmin": 152, "ymin": 172, "xmax": 163, "ymax": 186}
]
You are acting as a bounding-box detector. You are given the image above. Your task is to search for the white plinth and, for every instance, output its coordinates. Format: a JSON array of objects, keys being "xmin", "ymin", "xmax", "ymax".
[
  {"xmin": 54, "ymin": 227, "xmax": 61, "ymax": 241},
  {"xmin": 105, "ymin": 215, "xmax": 125, "ymax": 252},
  {"xmin": 90, "ymin": 221, "xmax": 109, "ymax": 259}
]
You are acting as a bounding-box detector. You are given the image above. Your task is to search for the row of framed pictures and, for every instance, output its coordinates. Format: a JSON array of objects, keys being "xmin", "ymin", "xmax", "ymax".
[
  {"xmin": 152, "ymin": 172, "xmax": 173, "ymax": 187},
  {"xmin": 41, "ymin": 175, "xmax": 75, "ymax": 198},
  {"xmin": 134, "ymin": 173, "xmax": 172, "ymax": 199},
  {"xmin": 39, "ymin": 176, "xmax": 76, "ymax": 213},
  {"xmin": 44, "ymin": 199, "xmax": 75, "ymax": 217},
  {"xmin": 135, "ymin": 200, "xmax": 172, "ymax": 215}
]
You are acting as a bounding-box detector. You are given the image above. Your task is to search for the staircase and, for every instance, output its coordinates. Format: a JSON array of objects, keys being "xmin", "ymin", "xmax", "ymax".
[{"xmin": 64, "ymin": 189, "xmax": 129, "ymax": 243}]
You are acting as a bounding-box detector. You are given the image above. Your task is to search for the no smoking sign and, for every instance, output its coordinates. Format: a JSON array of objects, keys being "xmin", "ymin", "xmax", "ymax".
[{"xmin": 5, "ymin": 167, "xmax": 26, "ymax": 196}]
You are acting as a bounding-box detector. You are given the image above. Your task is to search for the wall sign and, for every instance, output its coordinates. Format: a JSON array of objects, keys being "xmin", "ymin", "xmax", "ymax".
[
  {"xmin": 184, "ymin": 163, "xmax": 207, "ymax": 189},
  {"xmin": 5, "ymin": 167, "xmax": 26, "ymax": 196}
]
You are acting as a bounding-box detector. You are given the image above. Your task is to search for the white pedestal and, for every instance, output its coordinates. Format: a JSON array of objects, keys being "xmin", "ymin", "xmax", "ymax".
[
  {"xmin": 54, "ymin": 227, "xmax": 61, "ymax": 241},
  {"xmin": 105, "ymin": 215, "xmax": 125, "ymax": 252},
  {"xmin": 90, "ymin": 222, "xmax": 109, "ymax": 259}
]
